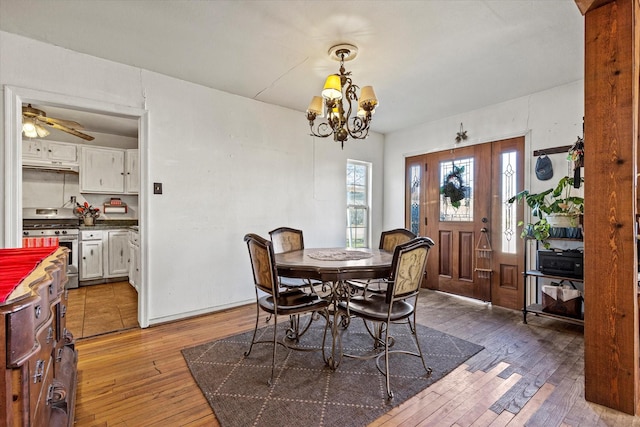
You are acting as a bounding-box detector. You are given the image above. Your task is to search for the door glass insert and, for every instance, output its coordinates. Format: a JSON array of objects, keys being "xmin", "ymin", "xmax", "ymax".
[
  {"xmin": 440, "ymin": 158, "xmax": 473, "ymax": 222},
  {"xmin": 409, "ymin": 164, "xmax": 421, "ymax": 236},
  {"xmin": 501, "ymin": 151, "xmax": 517, "ymax": 254}
]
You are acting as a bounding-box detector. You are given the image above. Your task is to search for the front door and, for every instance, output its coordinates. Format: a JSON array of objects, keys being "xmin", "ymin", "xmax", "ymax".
[{"xmin": 406, "ymin": 137, "xmax": 524, "ymax": 310}]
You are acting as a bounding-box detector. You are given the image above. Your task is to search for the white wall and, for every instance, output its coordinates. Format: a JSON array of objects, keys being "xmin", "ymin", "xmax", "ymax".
[
  {"xmin": 382, "ymin": 80, "xmax": 584, "ymax": 230},
  {"xmin": 0, "ymin": 31, "xmax": 384, "ymax": 324}
]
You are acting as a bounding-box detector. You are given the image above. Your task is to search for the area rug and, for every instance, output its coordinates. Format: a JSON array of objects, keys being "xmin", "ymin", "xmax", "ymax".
[{"xmin": 182, "ymin": 317, "xmax": 483, "ymax": 427}]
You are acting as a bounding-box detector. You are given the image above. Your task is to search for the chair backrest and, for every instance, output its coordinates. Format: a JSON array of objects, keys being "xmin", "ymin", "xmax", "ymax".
[
  {"xmin": 244, "ymin": 233, "xmax": 279, "ymax": 297},
  {"xmin": 379, "ymin": 228, "xmax": 417, "ymax": 252},
  {"xmin": 386, "ymin": 237, "xmax": 435, "ymax": 302},
  {"xmin": 269, "ymin": 227, "xmax": 304, "ymax": 254}
]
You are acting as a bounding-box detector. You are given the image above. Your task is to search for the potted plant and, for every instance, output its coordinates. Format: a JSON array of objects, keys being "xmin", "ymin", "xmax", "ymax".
[
  {"xmin": 74, "ymin": 201, "xmax": 101, "ymax": 226},
  {"xmin": 508, "ymin": 176, "xmax": 584, "ymax": 247}
]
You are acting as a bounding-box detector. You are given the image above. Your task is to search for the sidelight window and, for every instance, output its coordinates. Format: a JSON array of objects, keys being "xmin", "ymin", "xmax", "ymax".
[{"xmin": 501, "ymin": 151, "xmax": 518, "ymax": 254}]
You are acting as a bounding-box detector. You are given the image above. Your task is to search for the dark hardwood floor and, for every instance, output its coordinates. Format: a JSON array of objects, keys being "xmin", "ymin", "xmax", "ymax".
[{"xmin": 70, "ymin": 289, "xmax": 640, "ymax": 426}]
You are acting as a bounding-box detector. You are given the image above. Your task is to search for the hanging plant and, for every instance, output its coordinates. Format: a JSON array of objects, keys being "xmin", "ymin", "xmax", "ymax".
[{"xmin": 440, "ymin": 165, "xmax": 468, "ymax": 208}]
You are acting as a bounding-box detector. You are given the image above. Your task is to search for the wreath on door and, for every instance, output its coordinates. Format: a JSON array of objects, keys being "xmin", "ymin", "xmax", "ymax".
[{"xmin": 440, "ymin": 164, "xmax": 467, "ymax": 208}]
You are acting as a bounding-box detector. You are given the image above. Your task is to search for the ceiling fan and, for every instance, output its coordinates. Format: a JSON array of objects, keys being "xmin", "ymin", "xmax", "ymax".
[{"xmin": 22, "ymin": 104, "xmax": 95, "ymax": 141}]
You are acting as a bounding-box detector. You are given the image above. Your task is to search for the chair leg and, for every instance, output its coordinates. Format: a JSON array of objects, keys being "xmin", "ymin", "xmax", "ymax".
[
  {"xmin": 383, "ymin": 321, "xmax": 393, "ymax": 400},
  {"xmin": 269, "ymin": 314, "xmax": 278, "ymax": 386},
  {"xmin": 244, "ymin": 302, "xmax": 261, "ymax": 357},
  {"xmin": 411, "ymin": 311, "xmax": 431, "ymax": 374}
]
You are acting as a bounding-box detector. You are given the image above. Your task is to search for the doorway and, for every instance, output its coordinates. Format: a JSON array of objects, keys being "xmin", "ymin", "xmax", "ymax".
[
  {"xmin": 406, "ymin": 136, "xmax": 525, "ymax": 310},
  {"xmin": 4, "ymin": 86, "xmax": 149, "ymax": 327}
]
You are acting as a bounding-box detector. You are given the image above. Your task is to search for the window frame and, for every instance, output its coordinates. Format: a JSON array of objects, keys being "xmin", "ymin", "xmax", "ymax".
[{"xmin": 346, "ymin": 159, "xmax": 372, "ymax": 248}]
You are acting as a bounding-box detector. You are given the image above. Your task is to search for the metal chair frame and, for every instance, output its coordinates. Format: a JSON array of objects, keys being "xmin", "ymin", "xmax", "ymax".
[
  {"xmin": 337, "ymin": 236, "xmax": 435, "ymax": 399},
  {"xmin": 269, "ymin": 227, "xmax": 323, "ymax": 340},
  {"xmin": 349, "ymin": 228, "xmax": 417, "ymax": 298},
  {"xmin": 243, "ymin": 233, "xmax": 329, "ymax": 386}
]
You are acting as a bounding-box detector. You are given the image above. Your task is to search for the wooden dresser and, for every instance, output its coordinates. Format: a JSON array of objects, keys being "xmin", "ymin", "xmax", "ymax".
[{"xmin": 0, "ymin": 247, "xmax": 77, "ymax": 426}]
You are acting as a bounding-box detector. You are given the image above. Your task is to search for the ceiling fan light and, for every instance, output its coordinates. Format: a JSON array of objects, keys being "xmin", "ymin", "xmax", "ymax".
[
  {"xmin": 307, "ymin": 96, "xmax": 324, "ymax": 117},
  {"xmin": 35, "ymin": 123, "xmax": 50, "ymax": 138},
  {"xmin": 22, "ymin": 120, "xmax": 38, "ymax": 138},
  {"xmin": 322, "ymin": 75, "xmax": 342, "ymax": 100}
]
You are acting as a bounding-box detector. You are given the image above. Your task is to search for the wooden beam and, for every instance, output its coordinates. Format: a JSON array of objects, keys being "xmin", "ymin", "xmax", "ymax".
[
  {"xmin": 583, "ymin": 0, "xmax": 639, "ymax": 414},
  {"xmin": 575, "ymin": 0, "xmax": 615, "ymax": 15}
]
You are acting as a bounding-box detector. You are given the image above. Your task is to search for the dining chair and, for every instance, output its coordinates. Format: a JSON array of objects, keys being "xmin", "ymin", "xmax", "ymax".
[
  {"xmin": 268, "ymin": 227, "xmax": 311, "ymax": 290},
  {"xmin": 337, "ymin": 236, "xmax": 435, "ymax": 399},
  {"xmin": 243, "ymin": 233, "xmax": 329, "ymax": 386},
  {"xmin": 349, "ymin": 228, "xmax": 417, "ymax": 297},
  {"xmin": 269, "ymin": 227, "xmax": 324, "ymax": 339}
]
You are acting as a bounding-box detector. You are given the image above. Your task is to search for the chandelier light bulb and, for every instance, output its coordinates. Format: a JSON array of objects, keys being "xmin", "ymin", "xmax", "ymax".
[
  {"xmin": 307, "ymin": 96, "xmax": 324, "ymax": 117},
  {"xmin": 322, "ymin": 75, "xmax": 342, "ymax": 100},
  {"xmin": 359, "ymin": 86, "xmax": 378, "ymax": 109}
]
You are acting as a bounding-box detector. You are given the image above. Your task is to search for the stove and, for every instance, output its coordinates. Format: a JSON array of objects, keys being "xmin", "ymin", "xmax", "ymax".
[{"xmin": 22, "ymin": 207, "xmax": 80, "ymax": 289}]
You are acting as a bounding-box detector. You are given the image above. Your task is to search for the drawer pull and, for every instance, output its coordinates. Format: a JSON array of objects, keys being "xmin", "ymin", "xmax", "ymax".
[
  {"xmin": 33, "ymin": 359, "xmax": 45, "ymax": 383},
  {"xmin": 35, "ymin": 305, "xmax": 42, "ymax": 319},
  {"xmin": 56, "ymin": 348, "xmax": 64, "ymax": 362},
  {"xmin": 61, "ymin": 304, "xmax": 67, "ymax": 318},
  {"xmin": 49, "ymin": 284, "xmax": 54, "ymax": 295},
  {"xmin": 63, "ymin": 328, "xmax": 74, "ymax": 346},
  {"xmin": 46, "ymin": 326, "xmax": 54, "ymax": 344},
  {"xmin": 46, "ymin": 383, "xmax": 67, "ymax": 407}
]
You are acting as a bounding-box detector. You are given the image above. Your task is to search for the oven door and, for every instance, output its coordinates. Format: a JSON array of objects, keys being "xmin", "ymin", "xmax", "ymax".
[{"xmin": 58, "ymin": 236, "xmax": 79, "ymax": 288}]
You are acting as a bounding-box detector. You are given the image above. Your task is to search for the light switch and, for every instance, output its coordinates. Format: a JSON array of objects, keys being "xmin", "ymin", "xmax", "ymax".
[{"xmin": 153, "ymin": 182, "xmax": 163, "ymax": 194}]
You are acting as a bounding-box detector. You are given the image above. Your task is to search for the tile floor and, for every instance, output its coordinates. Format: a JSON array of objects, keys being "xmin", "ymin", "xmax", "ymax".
[{"xmin": 66, "ymin": 281, "xmax": 138, "ymax": 338}]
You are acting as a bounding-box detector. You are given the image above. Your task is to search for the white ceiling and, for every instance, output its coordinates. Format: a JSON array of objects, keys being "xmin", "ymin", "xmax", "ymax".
[{"xmin": 0, "ymin": 0, "xmax": 584, "ymax": 138}]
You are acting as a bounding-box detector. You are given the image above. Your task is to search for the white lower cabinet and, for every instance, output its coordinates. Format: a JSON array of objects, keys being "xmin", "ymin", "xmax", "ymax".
[
  {"xmin": 105, "ymin": 230, "xmax": 129, "ymax": 278},
  {"xmin": 80, "ymin": 230, "xmax": 103, "ymax": 280},
  {"xmin": 80, "ymin": 228, "xmax": 131, "ymax": 282},
  {"xmin": 128, "ymin": 229, "xmax": 140, "ymax": 291}
]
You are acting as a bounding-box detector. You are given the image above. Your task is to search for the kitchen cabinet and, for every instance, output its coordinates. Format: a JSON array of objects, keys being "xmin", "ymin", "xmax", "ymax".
[
  {"xmin": 128, "ymin": 228, "xmax": 140, "ymax": 291},
  {"xmin": 23, "ymin": 139, "xmax": 77, "ymax": 163},
  {"xmin": 105, "ymin": 230, "xmax": 129, "ymax": 278},
  {"xmin": 80, "ymin": 229, "xmax": 131, "ymax": 283},
  {"xmin": 80, "ymin": 230, "xmax": 103, "ymax": 280},
  {"xmin": 125, "ymin": 149, "xmax": 139, "ymax": 194},
  {"xmin": 80, "ymin": 146, "xmax": 125, "ymax": 193}
]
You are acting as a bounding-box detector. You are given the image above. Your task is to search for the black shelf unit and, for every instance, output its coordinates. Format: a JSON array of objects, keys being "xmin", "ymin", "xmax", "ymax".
[{"xmin": 522, "ymin": 238, "xmax": 584, "ymax": 325}]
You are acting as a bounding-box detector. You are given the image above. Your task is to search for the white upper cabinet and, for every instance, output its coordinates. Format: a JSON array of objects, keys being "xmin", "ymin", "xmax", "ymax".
[
  {"xmin": 80, "ymin": 146, "xmax": 125, "ymax": 193},
  {"xmin": 125, "ymin": 149, "xmax": 139, "ymax": 194},
  {"xmin": 22, "ymin": 139, "xmax": 77, "ymax": 163}
]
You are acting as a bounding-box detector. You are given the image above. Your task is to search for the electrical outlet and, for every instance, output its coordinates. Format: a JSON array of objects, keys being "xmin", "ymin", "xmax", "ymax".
[{"xmin": 153, "ymin": 182, "xmax": 163, "ymax": 194}]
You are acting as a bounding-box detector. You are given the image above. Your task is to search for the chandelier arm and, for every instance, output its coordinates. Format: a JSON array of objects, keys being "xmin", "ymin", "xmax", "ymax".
[
  {"xmin": 309, "ymin": 121, "xmax": 334, "ymax": 138},
  {"xmin": 346, "ymin": 115, "xmax": 371, "ymax": 139}
]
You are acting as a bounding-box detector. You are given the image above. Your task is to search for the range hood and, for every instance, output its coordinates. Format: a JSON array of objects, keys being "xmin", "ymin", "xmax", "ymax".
[{"xmin": 22, "ymin": 161, "xmax": 79, "ymax": 174}]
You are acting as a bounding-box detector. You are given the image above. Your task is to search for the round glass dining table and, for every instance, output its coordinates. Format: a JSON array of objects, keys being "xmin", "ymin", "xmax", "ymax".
[{"xmin": 274, "ymin": 247, "xmax": 394, "ymax": 368}]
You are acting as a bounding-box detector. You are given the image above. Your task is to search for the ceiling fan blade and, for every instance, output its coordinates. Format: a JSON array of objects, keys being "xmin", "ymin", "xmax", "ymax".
[
  {"xmin": 45, "ymin": 121, "xmax": 95, "ymax": 141},
  {"xmin": 41, "ymin": 116, "xmax": 85, "ymax": 130},
  {"xmin": 23, "ymin": 104, "xmax": 93, "ymax": 141}
]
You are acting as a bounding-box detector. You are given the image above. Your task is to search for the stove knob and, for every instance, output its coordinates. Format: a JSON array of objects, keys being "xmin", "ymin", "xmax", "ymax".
[
  {"xmin": 61, "ymin": 230, "xmax": 67, "ymax": 235},
  {"xmin": 55, "ymin": 230, "xmax": 61, "ymax": 235},
  {"xmin": 23, "ymin": 231, "xmax": 29, "ymax": 236}
]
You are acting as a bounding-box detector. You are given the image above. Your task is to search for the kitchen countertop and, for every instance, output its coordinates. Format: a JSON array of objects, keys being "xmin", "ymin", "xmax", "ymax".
[{"xmin": 80, "ymin": 219, "xmax": 138, "ymax": 230}]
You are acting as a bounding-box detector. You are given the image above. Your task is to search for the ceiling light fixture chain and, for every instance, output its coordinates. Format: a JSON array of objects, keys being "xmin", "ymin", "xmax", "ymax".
[{"xmin": 306, "ymin": 44, "xmax": 379, "ymax": 149}]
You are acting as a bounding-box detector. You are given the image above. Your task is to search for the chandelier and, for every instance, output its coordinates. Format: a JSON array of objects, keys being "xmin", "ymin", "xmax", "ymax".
[{"xmin": 306, "ymin": 44, "xmax": 378, "ymax": 149}]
